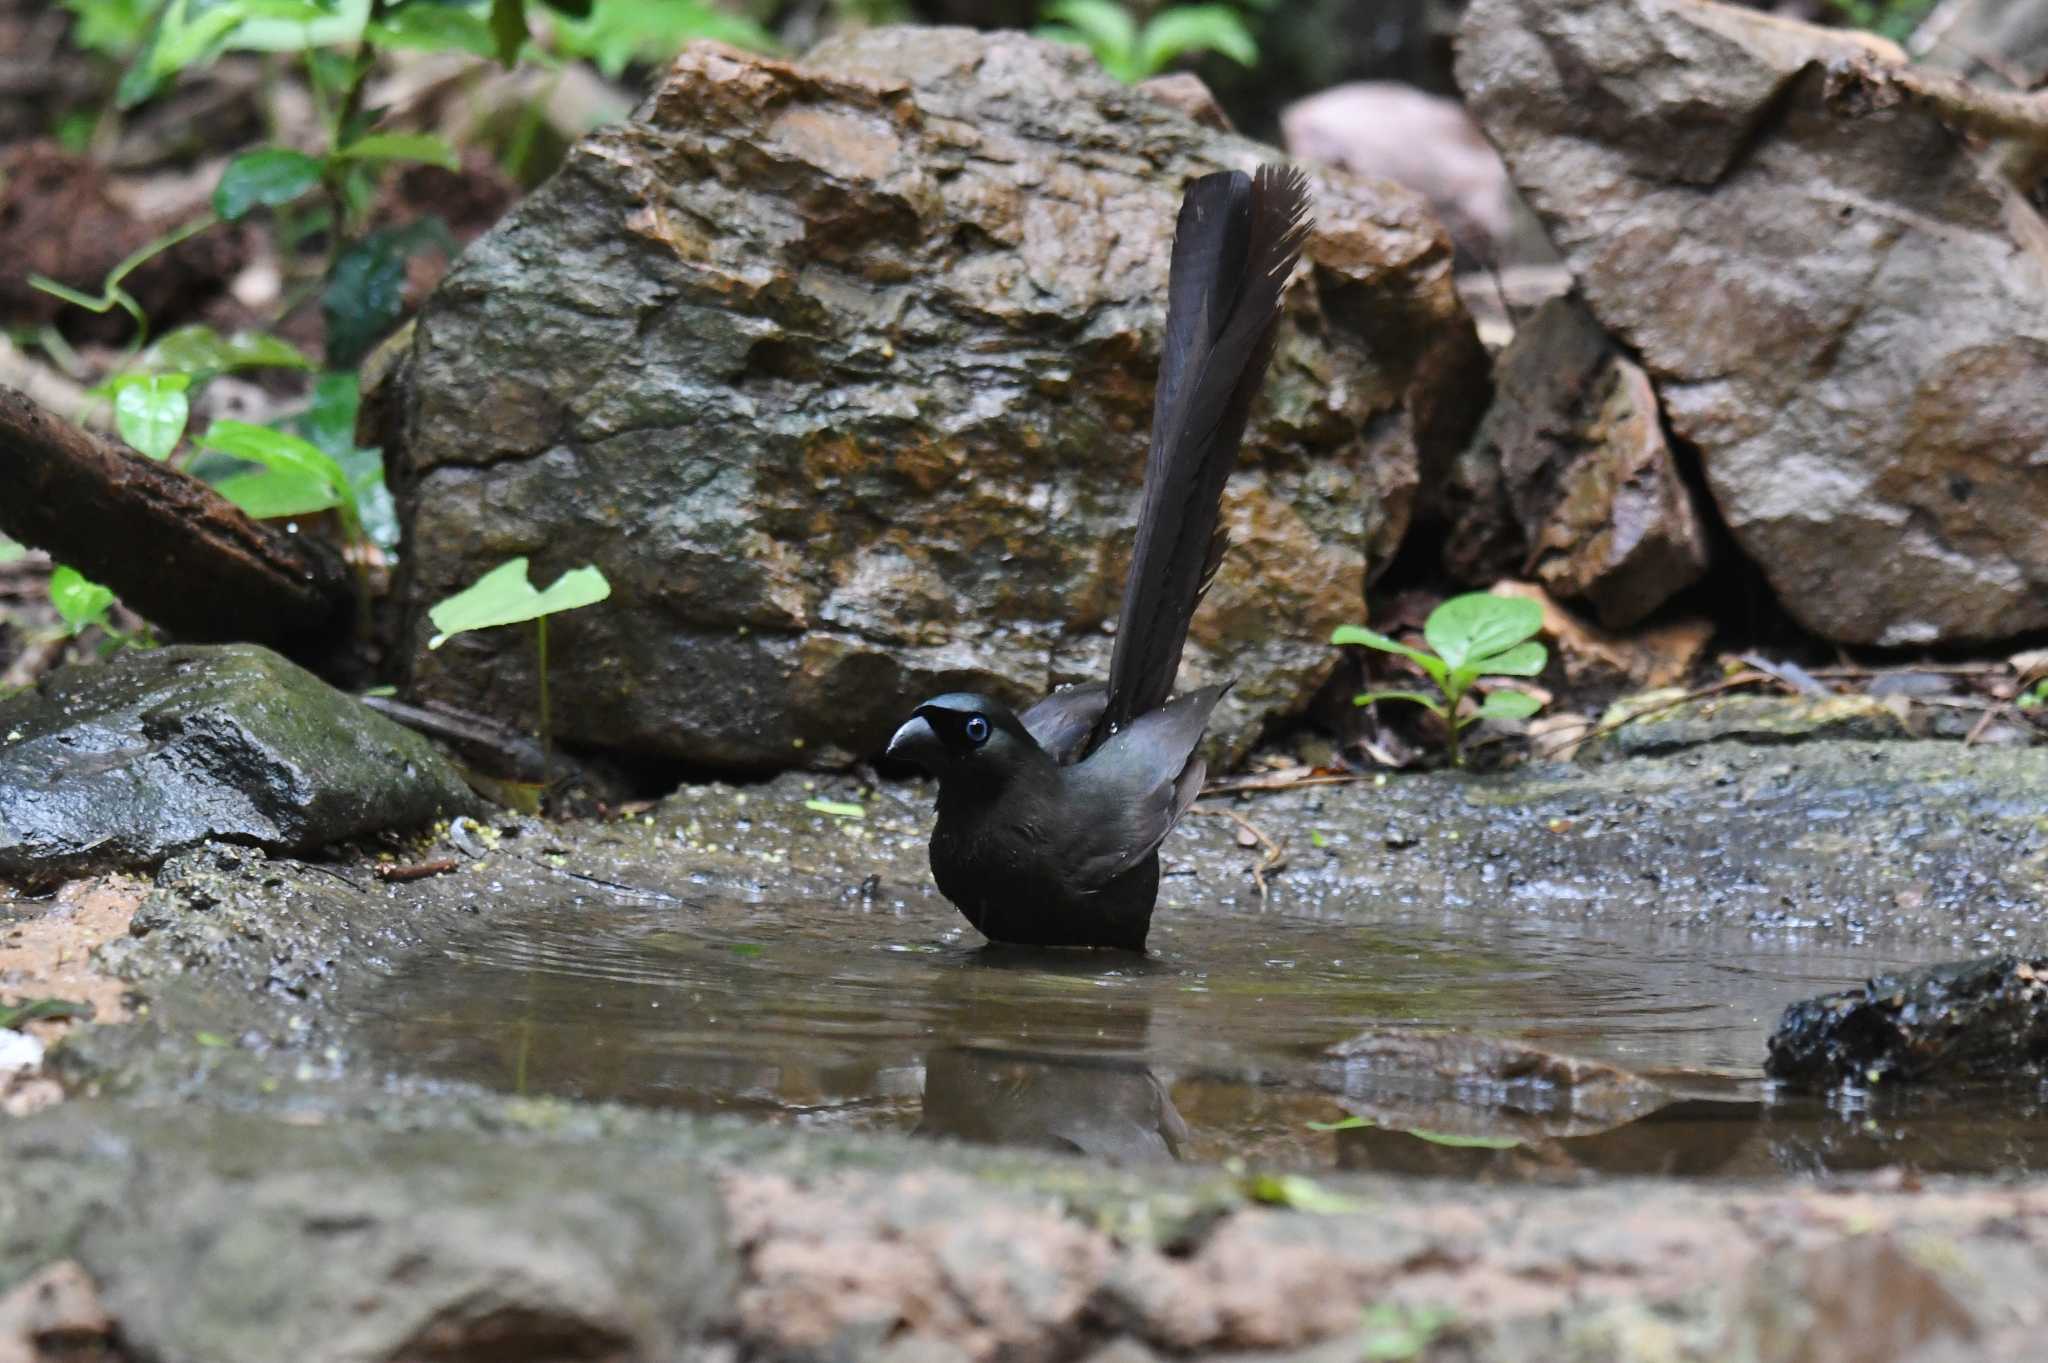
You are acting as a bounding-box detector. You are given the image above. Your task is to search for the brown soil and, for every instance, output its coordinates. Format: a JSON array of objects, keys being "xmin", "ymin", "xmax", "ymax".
[{"xmin": 1, "ymin": 876, "xmax": 141, "ymax": 1036}]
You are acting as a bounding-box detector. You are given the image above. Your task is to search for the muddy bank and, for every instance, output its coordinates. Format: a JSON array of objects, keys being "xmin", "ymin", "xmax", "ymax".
[{"xmin": 4, "ymin": 734, "xmax": 2046, "ymax": 1360}]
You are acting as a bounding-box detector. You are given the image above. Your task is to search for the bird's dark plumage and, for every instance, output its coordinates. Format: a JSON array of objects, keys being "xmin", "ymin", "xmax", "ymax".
[{"xmin": 887, "ymin": 164, "xmax": 1315, "ymax": 951}]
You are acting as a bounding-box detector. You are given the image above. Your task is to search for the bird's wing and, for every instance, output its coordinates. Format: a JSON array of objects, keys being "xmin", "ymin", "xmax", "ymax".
[
  {"xmin": 1066, "ymin": 684, "xmax": 1229, "ymax": 886},
  {"xmin": 1019, "ymin": 684, "xmax": 1108, "ymax": 766},
  {"xmin": 1088, "ymin": 165, "xmax": 1314, "ymax": 753}
]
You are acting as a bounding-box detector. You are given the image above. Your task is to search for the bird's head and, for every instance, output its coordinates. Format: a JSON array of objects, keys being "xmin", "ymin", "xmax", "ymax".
[{"xmin": 885, "ymin": 693, "xmax": 1041, "ymax": 786}]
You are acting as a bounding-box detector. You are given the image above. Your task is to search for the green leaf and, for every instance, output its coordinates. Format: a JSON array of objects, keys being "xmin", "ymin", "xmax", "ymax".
[
  {"xmin": 1473, "ymin": 690, "xmax": 1542, "ymax": 721},
  {"xmin": 49, "ymin": 566, "xmax": 116, "ymax": 636},
  {"xmin": 1305, "ymin": 1116, "xmax": 1370, "ymax": 1132},
  {"xmin": 0, "ymin": 996, "xmax": 93, "ymax": 1029},
  {"xmin": 214, "ymin": 147, "xmax": 324, "ymax": 220},
  {"xmin": 1350, "ymin": 690, "xmax": 1445, "ymax": 717},
  {"xmin": 112, "ymin": 373, "xmax": 191, "ymax": 460},
  {"xmin": 148, "ymin": 324, "xmax": 313, "ymax": 375},
  {"xmin": 1475, "ymin": 640, "xmax": 1547, "ymax": 677},
  {"xmin": 366, "ymin": 2, "xmax": 498, "ymax": 56},
  {"xmin": 60, "ymin": 0, "xmax": 156, "ymax": 56},
  {"xmin": 146, "ymin": 0, "xmax": 254, "ymax": 91},
  {"xmin": 214, "ymin": 468, "xmax": 342, "ymax": 518},
  {"xmin": 194, "ymin": 1030, "xmax": 231, "ymax": 1047},
  {"xmin": 322, "ymin": 221, "xmax": 450, "ymax": 367},
  {"xmin": 199, "ymin": 419, "xmax": 349, "ymax": 495},
  {"xmin": 1244, "ymin": 1172, "xmax": 1360, "ymax": 1214},
  {"xmin": 1407, "ymin": 1127, "xmax": 1523, "ymax": 1149},
  {"xmin": 1423, "ymin": 592, "xmax": 1543, "ymax": 671},
  {"xmin": 1330, "ymin": 623, "xmax": 1447, "ymax": 683},
  {"xmin": 332, "ymin": 131, "xmax": 461, "ymax": 170},
  {"xmin": 489, "ymin": 0, "xmax": 526, "ymax": 64},
  {"xmin": 427, "ymin": 558, "xmax": 612, "ymax": 647},
  {"xmin": 1136, "ymin": 4, "xmax": 1257, "ymax": 77},
  {"xmin": 1037, "ymin": 0, "xmax": 1139, "ymax": 79},
  {"xmin": 803, "ymin": 799, "xmax": 866, "ymax": 819}
]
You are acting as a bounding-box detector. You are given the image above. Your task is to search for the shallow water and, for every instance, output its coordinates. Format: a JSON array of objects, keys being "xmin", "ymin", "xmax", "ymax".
[{"xmin": 354, "ymin": 873, "xmax": 2048, "ymax": 1179}]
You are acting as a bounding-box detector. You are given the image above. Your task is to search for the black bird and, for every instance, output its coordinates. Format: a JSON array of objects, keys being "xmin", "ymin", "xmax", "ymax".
[{"xmin": 885, "ymin": 164, "xmax": 1314, "ymax": 951}]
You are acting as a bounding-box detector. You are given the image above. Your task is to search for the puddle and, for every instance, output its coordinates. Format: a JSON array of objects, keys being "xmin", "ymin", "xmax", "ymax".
[{"xmin": 353, "ymin": 880, "xmax": 2048, "ymax": 1178}]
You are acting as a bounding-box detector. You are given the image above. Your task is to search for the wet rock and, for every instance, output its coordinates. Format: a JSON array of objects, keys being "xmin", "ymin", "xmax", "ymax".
[
  {"xmin": 1593, "ymin": 690, "xmax": 1911, "ymax": 758},
  {"xmin": 1281, "ymin": 81, "xmax": 1513, "ymax": 258},
  {"xmin": 1447, "ymin": 297, "xmax": 1710, "ymax": 627},
  {"xmin": 0, "ymin": 1109, "xmax": 737, "ymax": 1363},
  {"xmin": 1458, "ymin": 0, "xmax": 2048, "ymax": 647},
  {"xmin": 1920, "ymin": 0, "xmax": 2048, "ymax": 90},
  {"xmin": 1323, "ymin": 1029, "xmax": 1671, "ymax": 1128},
  {"xmin": 1767, "ymin": 955, "xmax": 2048, "ymax": 1089},
  {"xmin": 0, "ymin": 1260, "xmax": 112, "ymax": 1363},
  {"xmin": 386, "ymin": 29, "xmax": 1489, "ymax": 771},
  {"xmin": 0, "ymin": 645, "xmax": 478, "ymax": 889},
  {"xmin": 1726, "ymin": 1236, "xmax": 1978, "ymax": 1363}
]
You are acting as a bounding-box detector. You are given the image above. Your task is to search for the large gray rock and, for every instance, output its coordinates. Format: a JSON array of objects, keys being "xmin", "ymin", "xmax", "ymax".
[
  {"xmin": 0, "ymin": 645, "xmax": 477, "ymax": 888},
  {"xmin": 385, "ymin": 28, "xmax": 1489, "ymax": 771},
  {"xmin": 1458, "ymin": 0, "xmax": 2048, "ymax": 646},
  {"xmin": 1443, "ymin": 295, "xmax": 1710, "ymax": 625}
]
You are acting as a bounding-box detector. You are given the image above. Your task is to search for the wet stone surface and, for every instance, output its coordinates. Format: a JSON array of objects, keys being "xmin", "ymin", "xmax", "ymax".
[{"xmin": 7, "ymin": 735, "xmax": 2048, "ymax": 1359}]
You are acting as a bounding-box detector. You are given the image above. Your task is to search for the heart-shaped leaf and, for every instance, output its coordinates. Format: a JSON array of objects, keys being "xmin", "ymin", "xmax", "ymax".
[
  {"xmin": 112, "ymin": 373, "xmax": 191, "ymax": 460},
  {"xmin": 428, "ymin": 558, "xmax": 612, "ymax": 647},
  {"xmin": 1424, "ymin": 593, "xmax": 1543, "ymax": 671}
]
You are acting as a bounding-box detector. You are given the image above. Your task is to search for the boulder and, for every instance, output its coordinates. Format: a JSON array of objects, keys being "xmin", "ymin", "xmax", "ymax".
[
  {"xmin": 1767, "ymin": 955, "xmax": 2048, "ymax": 1089},
  {"xmin": 0, "ymin": 645, "xmax": 478, "ymax": 889},
  {"xmin": 1446, "ymin": 296, "xmax": 1710, "ymax": 626},
  {"xmin": 384, "ymin": 28, "xmax": 1489, "ymax": 771},
  {"xmin": 1281, "ymin": 81, "xmax": 1514, "ymax": 259},
  {"xmin": 1458, "ymin": 0, "xmax": 2048, "ymax": 646}
]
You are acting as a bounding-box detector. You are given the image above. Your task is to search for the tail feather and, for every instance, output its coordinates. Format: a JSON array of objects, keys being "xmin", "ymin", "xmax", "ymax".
[{"xmin": 1088, "ymin": 164, "xmax": 1314, "ymax": 752}]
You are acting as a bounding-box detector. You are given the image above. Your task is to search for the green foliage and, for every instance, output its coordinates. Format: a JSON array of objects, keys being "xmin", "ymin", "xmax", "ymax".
[
  {"xmin": 59, "ymin": 0, "xmax": 157, "ymax": 57},
  {"xmin": 323, "ymin": 220, "xmax": 453, "ymax": 366},
  {"xmin": 47, "ymin": 565, "xmax": 150, "ymax": 651},
  {"xmin": 1036, "ymin": 0, "xmax": 1257, "ymax": 83},
  {"xmin": 803, "ymin": 798, "xmax": 866, "ymax": 819},
  {"xmin": 28, "ymin": 215, "xmax": 216, "ymax": 347},
  {"xmin": 213, "ymin": 148, "xmax": 325, "ymax": 220},
  {"xmin": 145, "ymin": 325, "xmax": 313, "ymax": 377},
  {"xmin": 427, "ymin": 556, "xmax": 612, "ymax": 784},
  {"xmin": 548, "ymin": 0, "xmax": 777, "ymax": 77},
  {"xmin": 1242, "ymin": 1171, "xmax": 1360, "ymax": 1214},
  {"xmin": 109, "ymin": 373, "xmax": 191, "ymax": 460},
  {"xmin": 1823, "ymin": 0, "xmax": 1937, "ymax": 41},
  {"xmin": 198, "ymin": 417, "xmax": 371, "ymax": 542},
  {"xmin": 2020, "ymin": 678, "xmax": 2048, "ymax": 712},
  {"xmin": 1360, "ymin": 1302, "xmax": 1458, "ymax": 1362},
  {"xmin": 0, "ymin": 997, "xmax": 95, "ymax": 1029},
  {"xmin": 1334, "ymin": 592, "xmax": 1548, "ymax": 766},
  {"xmin": 427, "ymin": 557, "xmax": 611, "ymax": 648}
]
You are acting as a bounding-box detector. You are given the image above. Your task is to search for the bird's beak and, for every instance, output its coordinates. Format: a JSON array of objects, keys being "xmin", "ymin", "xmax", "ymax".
[{"xmin": 885, "ymin": 713, "xmax": 944, "ymax": 770}]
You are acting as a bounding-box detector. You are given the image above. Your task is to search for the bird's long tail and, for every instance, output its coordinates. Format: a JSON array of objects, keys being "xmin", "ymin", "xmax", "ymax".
[{"xmin": 1088, "ymin": 163, "xmax": 1314, "ymax": 752}]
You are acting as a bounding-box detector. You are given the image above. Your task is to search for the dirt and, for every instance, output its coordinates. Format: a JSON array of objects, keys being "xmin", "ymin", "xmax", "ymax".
[{"xmin": 1, "ymin": 877, "xmax": 140, "ymax": 1034}]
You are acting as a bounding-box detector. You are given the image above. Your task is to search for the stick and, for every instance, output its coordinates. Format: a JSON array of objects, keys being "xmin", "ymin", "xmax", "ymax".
[{"xmin": 0, "ymin": 383, "xmax": 352, "ymax": 647}]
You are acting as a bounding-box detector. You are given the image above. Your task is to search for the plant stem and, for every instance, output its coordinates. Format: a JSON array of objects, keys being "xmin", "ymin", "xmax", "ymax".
[{"xmin": 535, "ymin": 612, "xmax": 552, "ymax": 788}]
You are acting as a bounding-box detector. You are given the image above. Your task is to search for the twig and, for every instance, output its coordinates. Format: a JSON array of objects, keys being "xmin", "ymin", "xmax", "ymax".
[
  {"xmin": 1964, "ymin": 701, "xmax": 2007, "ymax": 747},
  {"xmin": 374, "ymin": 857, "xmax": 460, "ymax": 882},
  {"xmin": 1202, "ymin": 770, "xmax": 1371, "ymax": 796},
  {"xmin": 1190, "ymin": 804, "xmax": 1288, "ymax": 902}
]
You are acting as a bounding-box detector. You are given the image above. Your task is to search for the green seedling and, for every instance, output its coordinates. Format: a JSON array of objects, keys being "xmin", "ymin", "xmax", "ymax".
[
  {"xmin": 47, "ymin": 565, "xmax": 150, "ymax": 650},
  {"xmin": 1333, "ymin": 592, "xmax": 1548, "ymax": 767},
  {"xmin": 1360, "ymin": 1302, "xmax": 1459, "ymax": 1362},
  {"xmin": 428, "ymin": 557, "xmax": 612, "ymax": 777},
  {"xmin": 1036, "ymin": 0, "xmax": 1259, "ymax": 83}
]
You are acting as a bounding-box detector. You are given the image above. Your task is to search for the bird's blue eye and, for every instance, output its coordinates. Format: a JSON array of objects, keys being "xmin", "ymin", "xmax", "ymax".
[{"xmin": 963, "ymin": 715, "xmax": 991, "ymax": 745}]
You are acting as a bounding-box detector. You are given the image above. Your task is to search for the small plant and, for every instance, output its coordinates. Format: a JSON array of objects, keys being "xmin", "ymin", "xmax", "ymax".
[
  {"xmin": 2020, "ymin": 678, "xmax": 2048, "ymax": 712},
  {"xmin": 1333, "ymin": 593, "xmax": 1548, "ymax": 767},
  {"xmin": 1036, "ymin": 0, "xmax": 1259, "ymax": 83},
  {"xmin": 48, "ymin": 565, "xmax": 150, "ymax": 650},
  {"xmin": 1823, "ymin": 0, "xmax": 1937, "ymax": 41},
  {"xmin": 427, "ymin": 557, "xmax": 612, "ymax": 774}
]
